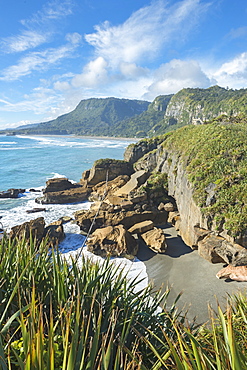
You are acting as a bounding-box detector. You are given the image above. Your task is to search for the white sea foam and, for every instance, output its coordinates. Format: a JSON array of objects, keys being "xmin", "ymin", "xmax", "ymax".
[
  {"xmin": 0, "ymin": 190, "xmax": 91, "ymax": 232},
  {"xmin": 0, "ymin": 190, "xmax": 148, "ymax": 293}
]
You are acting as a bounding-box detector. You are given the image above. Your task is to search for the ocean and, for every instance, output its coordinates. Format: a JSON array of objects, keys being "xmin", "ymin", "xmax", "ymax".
[{"xmin": 0, "ymin": 134, "xmax": 148, "ymax": 290}]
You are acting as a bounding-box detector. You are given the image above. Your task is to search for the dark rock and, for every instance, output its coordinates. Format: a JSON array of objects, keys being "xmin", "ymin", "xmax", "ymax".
[
  {"xmin": 10, "ymin": 217, "xmax": 45, "ymax": 243},
  {"xmin": 44, "ymin": 223, "xmax": 65, "ymax": 246},
  {"xmin": 36, "ymin": 187, "xmax": 88, "ymax": 204},
  {"xmin": 26, "ymin": 208, "xmax": 46, "ymax": 214},
  {"xmin": 0, "ymin": 188, "xmax": 25, "ymax": 199},
  {"xmin": 75, "ymin": 204, "xmax": 168, "ymax": 234},
  {"xmin": 43, "ymin": 178, "xmax": 79, "ymax": 193},
  {"xmin": 197, "ymin": 234, "xmax": 226, "ymax": 264}
]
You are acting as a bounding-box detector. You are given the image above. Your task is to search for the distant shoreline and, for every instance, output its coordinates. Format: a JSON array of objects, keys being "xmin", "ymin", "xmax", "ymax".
[{"xmin": 3, "ymin": 133, "xmax": 140, "ymax": 142}]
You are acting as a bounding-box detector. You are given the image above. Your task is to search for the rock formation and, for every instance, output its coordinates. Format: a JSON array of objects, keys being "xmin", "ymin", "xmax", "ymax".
[
  {"xmin": 216, "ymin": 265, "xmax": 247, "ymax": 282},
  {"xmin": 35, "ymin": 177, "xmax": 88, "ymax": 204},
  {"xmin": 86, "ymin": 224, "xmax": 138, "ymax": 257},
  {"xmin": 9, "ymin": 217, "xmax": 65, "ymax": 246},
  {"xmin": 0, "ymin": 188, "xmax": 25, "ymax": 199}
]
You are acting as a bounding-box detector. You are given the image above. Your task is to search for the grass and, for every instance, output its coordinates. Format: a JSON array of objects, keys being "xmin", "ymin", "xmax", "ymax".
[
  {"xmin": 0, "ymin": 234, "xmax": 247, "ymax": 369},
  {"xmin": 160, "ymin": 117, "xmax": 247, "ymax": 239}
]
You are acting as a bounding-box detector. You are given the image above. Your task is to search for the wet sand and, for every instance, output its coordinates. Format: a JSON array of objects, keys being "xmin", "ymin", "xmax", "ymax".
[{"xmin": 137, "ymin": 223, "xmax": 247, "ymax": 324}]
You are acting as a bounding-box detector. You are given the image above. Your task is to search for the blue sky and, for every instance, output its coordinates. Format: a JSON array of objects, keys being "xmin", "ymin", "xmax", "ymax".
[{"xmin": 0, "ymin": 0, "xmax": 247, "ymax": 129}]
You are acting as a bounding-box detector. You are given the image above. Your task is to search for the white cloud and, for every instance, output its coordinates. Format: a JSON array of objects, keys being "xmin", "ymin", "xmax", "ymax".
[
  {"xmin": 119, "ymin": 62, "xmax": 148, "ymax": 79},
  {"xmin": 0, "ymin": 41, "xmax": 79, "ymax": 81},
  {"xmin": 85, "ymin": 0, "xmax": 210, "ymax": 67},
  {"xmin": 65, "ymin": 32, "xmax": 82, "ymax": 45},
  {"xmin": 0, "ymin": 0, "xmax": 74, "ymax": 54},
  {"xmin": 144, "ymin": 59, "xmax": 213, "ymax": 99},
  {"xmin": 71, "ymin": 57, "xmax": 108, "ymax": 88},
  {"xmin": 1, "ymin": 31, "xmax": 49, "ymax": 54},
  {"xmin": 53, "ymin": 81, "xmax": 71, "ymax": 91},
  {"xmin": 20, "ymin": 0, "xmax": 74, "ymax": 27},
  {"xmin": 213, "ymin": 52, "xmax": 247, "ymax": 88}
]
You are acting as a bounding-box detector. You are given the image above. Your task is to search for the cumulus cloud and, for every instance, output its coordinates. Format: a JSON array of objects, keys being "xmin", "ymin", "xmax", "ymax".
[
  {"xmin": 85, "ymin": 0, "xmax": 210, "ymax": 67},
  {"xmin": 213, "ymin": 52, "xmax": 247, "ymax": 88},
  {"xmin": 119, "ymin": 62, "xmax": 148, "ymax": 79},
  {"xmin": 143, "ymin": 59, "xmax": 213, "ymax": 99},
  {"xmin": 71, "ymin": 57, "xmax": 108, "ymax": 88}
]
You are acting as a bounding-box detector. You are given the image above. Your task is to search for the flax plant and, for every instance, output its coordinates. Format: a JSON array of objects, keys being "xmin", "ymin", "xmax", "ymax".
[{"xmin": 0, "ymin": 234, "xmax": 184, "ymax": 369}]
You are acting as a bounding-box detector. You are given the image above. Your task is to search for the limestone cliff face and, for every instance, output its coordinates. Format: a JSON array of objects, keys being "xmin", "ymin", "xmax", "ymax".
[
  {"xmin": 132, "ymin": 143, "xmax": 245, "ymax": 252},
  {"xmin": 135, "ymin": 147, "xmax": 206, "ymax": 247}
]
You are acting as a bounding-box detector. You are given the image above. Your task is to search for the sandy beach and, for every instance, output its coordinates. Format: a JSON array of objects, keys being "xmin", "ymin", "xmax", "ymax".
[{"xmin": 137, "ymin": 223, "xmax": 247, "ymax": 324}]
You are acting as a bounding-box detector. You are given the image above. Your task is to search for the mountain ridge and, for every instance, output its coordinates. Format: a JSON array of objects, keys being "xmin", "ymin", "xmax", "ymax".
[{"xmin": 3, "ymin": 86, "xmax": 247, "ymax": 137}]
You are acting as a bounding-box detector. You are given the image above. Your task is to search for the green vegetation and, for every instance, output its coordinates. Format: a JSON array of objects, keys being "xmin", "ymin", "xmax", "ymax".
[
  {"xmin": 1, "ymin": 234, "xmax": 247, "ymax": 368},
  {"xmin": 16, "ymin": 97, "xmax": 150, "ymax": 137},
  {"xmin": 3, "ymin": 86, "xmax": 247, "ymax": 139},
  {"xmin": 162, "ymin": 85, "xmax": 247, "ymax": 128},
  {"xmin": 161, "ymin": 115, "xmax": 247, "ymax": 238}
]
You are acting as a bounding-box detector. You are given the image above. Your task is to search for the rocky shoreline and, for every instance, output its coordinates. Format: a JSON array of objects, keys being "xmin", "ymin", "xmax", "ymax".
[{"xmin": 1, "ymin": 138, "xmax": 247, "ymax": 283}]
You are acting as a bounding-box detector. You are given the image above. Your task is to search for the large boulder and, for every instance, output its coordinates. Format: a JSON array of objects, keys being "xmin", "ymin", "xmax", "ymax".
[
  {"xmin": 216, "ymin": 265, "xmax": 247, "ymax": 282},
  {"xmin": 0, "ymin": 188, "xmax": 25, "ymax": 199},
  {"xmin": 197, "ymin": 232, "xmax": 247, "ymax": 265},
  {"xmin": 43, "ymin": 178, "xmax": 79, "ymax": 193},
  {"xmin": 141, "ymin": 227, "xmax": 167, "ymax": 253},
  {"xmin": 10, "ymin": 217, "xmax": 45, "ymax": 243},
  {"xmin": 86, "ymin": 225, "xmax": 138, "ymax": 257},
  {"xmin": 36, "ymin": 187, "xmax": 88, "ymax": 204},
  {"xmin": 80, "ymin": 159, "xmax": 133, "ymax": 187},
  {"xmin": 197, "ymin": 234, "xmax": 225, "ymax": 264},
  {"xmin": 128, "ymin": 220, "xmax": 154, "ymax": 234},
  {"xmin": 44, "ymin": 220, "xmax": 65, "ymax": 246},
  {"xmin": 9, "ymin": 217, "xmax": 65, "ymax": 246}
]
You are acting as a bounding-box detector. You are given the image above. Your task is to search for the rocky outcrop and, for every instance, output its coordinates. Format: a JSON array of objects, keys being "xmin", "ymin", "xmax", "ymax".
[
  {"xmin": 114, "ymin": 170, "xmax": 149, "ymax": 197},
  {"xmin": 89, "ymin": 175, "xmax": 130, "ymax": 202},
  {"xmin": 10, "ymin": 217, "xmax": 46, "ymax": 243},
  {"xmin": 44, "ymin": 220, "xmax": 65, "ymax": 245},
  {"xmin": 124, "ymin": 138, "xmax": 162, "ymax": 164},
  {"xmin": 35, "ymin": 177, "xmax": 89, "ymax": 205},
  {"xmin": 127, "ymin": 133, "xmax": 247, "ymax": 266},
  {"xmin": 80, "ymin": 159, "xmax": 133, "ymax": 187},
  {"xmin": 0, "ymin": 188, "xmax": 25, "ymax": 199},
  {"xmin": 36, "ymin": 187, "xmax": 88, "ymax": 204},
  {"xmin": 43, "ymin": 178, "xmax": 79, "ymax": 193},
  {"xmin": 75, "ymin": 202, "xmax": 168, "ymax": 234},
  {"xmin": 86, "ymin": 225, "xmax": 138, "ymax": 257},
  {"xmin": 9, "ymin": 217, "xmax": 65, "ymax": 246}
]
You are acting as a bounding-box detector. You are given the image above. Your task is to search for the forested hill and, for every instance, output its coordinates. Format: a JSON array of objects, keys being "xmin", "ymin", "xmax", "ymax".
[
  {"xmin": 17, "ymin": 97, "xmax": 150, "ymax": 136},
  {"xmin": 8, "ymin": 86, "xmax": 247, "ymax": 137}
]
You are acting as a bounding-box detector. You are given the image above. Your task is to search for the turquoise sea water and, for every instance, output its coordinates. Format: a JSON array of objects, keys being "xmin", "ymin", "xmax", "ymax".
[
  {"xmin": 0, "ymin": 134, "xmax": 134, "ymax": 190},
  {"xmin": 0, "ymin": 134, "xmax": 136, "ymax": 227},
  {"xmin": 0, "ymin": 134, "xmax": 148, "ymax": 290}
]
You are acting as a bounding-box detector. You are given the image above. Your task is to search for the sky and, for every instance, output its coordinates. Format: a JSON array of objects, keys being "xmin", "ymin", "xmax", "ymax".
[{"xmin": 1, "ymin": 0, "xmax": 247, "ymax": 129}]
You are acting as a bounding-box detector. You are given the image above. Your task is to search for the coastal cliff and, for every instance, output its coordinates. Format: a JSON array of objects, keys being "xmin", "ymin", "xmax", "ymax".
[{"xmin": 126, "ymin": 115, "xmax": 247, "ymax": 264}]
